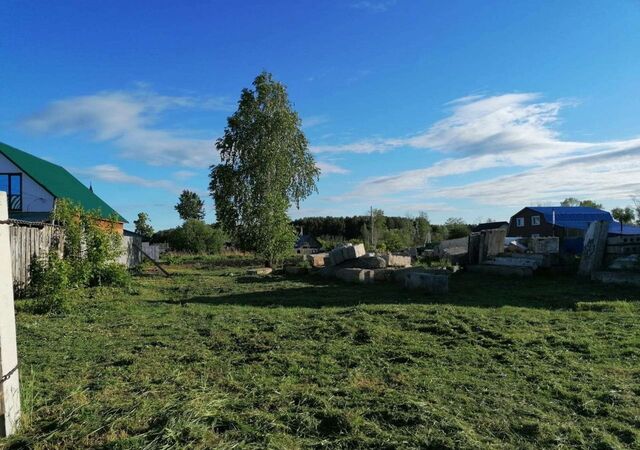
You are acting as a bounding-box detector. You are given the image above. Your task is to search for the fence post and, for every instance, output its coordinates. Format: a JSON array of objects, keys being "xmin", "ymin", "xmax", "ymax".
[{"xmin": 0, "ymin": 192, "xmax": 21, "ymax": 436}]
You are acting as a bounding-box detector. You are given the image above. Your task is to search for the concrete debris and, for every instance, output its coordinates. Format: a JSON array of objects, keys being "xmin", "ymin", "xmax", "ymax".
[
  {"xmin": 350, "ymin": 256, "xmax": 387, "ymax": 269},
  {"xmin": 529, "ymin": 237, "xmax": 560, "ymax": 254},
  {"xmin": 392, "ymin": 266, "xmax": 428, "ymax": 283},
  {"xmin": 326, "ymin": 243, "xmax": 366, "ymax": 266},
  {"xmin": 304, "ymin": 252, "xmax": 328, "ymax": 268},
  {"xmin": 373, "ymin": 268, "xmax": 397, "ymax": 282},
  {"xmin": 592, "ymin": 270, "xmax": 640, "ymax": 286},
  {"xmin": 404, "ymin": 272, "xmax": 449, "ymax": 294},
  {"xmin": 608, "ymin": 254, "xmax": 640, "ymax": 271},
  {"xmin": 335, "ymin": 268, "xmax": 374, "ymax": 284},
  {"xmin": 505, "ymin": 240, "xmax": 527, "ymax": 253},
  {"xmin": 578, "ymin": 221, "xmax": 609, "ymax": 276},
  {"xmin": 383, "ymin": 254, "xmax": 412, "ymax": 268}
]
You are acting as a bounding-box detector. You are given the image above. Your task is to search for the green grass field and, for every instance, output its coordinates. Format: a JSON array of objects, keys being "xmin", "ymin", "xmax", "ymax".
[{"xmin": 3, "ymin": 261, "xmax": 640, "ymax": 449}]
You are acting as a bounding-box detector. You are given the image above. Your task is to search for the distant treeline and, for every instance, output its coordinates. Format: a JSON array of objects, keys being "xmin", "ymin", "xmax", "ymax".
[
  {"xmin": 149, "ymin": 214, "xmax": 471, "ymax": 254},
  {"xmin": 292, "ymin": 215, "xmax": 470, "ymax": 251},
  {"xmin": 292, "ymin": 216, "xmax": 420, "ymax": 240}
]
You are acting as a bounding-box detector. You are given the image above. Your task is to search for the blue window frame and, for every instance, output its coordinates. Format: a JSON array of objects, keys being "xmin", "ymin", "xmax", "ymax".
[{"xmin": 0, "ymin": 173, "xmax": 22, "ymax": 211}]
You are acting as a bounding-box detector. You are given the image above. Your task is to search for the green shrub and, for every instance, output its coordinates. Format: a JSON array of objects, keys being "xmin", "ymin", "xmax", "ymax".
[
  {"xmin": 167, "ymin": 220, "xmax": 227, "ymax": 254},
  {"xmin": 27, "ymin": 254, "xmax": 71, "ymax": 314},
  {"xmin": 26, "ymin": 199, "xmax": 130, "ymax": 313},
  {"xmin": 92, "ymin": 262, "xmax": 131, "ymax": 287}
]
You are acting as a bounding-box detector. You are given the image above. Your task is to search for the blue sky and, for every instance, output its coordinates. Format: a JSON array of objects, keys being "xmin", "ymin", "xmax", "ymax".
[{"xmin": 2, "ymin": 1, "xmax": 640, "ymax": 230}]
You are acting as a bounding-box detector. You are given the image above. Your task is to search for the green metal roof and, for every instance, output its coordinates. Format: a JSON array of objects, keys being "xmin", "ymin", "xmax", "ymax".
[{"xmin": 0, "ymin": 142, "xmax": 127, "ymax": 223}]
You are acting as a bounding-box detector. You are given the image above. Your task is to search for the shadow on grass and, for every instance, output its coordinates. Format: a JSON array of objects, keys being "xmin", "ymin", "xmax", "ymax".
[{"xmin": 150, "ymin": 272, "xmax": 640, "ymax": 310}]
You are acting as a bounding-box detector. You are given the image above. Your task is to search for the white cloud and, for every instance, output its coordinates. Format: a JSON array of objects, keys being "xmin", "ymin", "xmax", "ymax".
[
  {"xmin": 324, "ymin": 93, "xmax": 640, "ymax": 206},
  {"xmin": 312, "ymin": 93, "xmax": 585, "ymax": 159},
  {"xmin": 74, "ymin": 164, "xmax": 179, "ymax": 192},
  {"xmin": 317, "ymin": 161, "xmax": 350, "ymax": 175},
  {"xmin": 21, "ymin": 89, "xmax": 227, "ymax": 167},
  {"xmin": 435, "ymin": 141, "xmax": 640, "ymax": 206}
]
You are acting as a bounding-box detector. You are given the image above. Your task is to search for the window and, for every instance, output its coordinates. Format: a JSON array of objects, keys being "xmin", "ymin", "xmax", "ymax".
[
  {"xmin": 531, "ymin": 215, "xmax": 541, "ymax": 226},
  {"xmin": 532, "ymin": 233, "xmax": 540, "ymax": 238},
  {"xmin": 516, "ymin": 217, "xmax": 525, "ymax": 227},
  {"xmin": 0, "ymin": 174, "xmax": 22, "ymax": 211}
]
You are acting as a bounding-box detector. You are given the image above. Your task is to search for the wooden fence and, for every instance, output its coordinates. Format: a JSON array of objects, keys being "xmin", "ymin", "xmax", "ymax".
[
  {"xmin": 8, "ymin": 220, "xmax": 62, "ymax": 290},
  {"xmin": 8, "ymin": 220, "xmax": 147, "ymax": 289}
]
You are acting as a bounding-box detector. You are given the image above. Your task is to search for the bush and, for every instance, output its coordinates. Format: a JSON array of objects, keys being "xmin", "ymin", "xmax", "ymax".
[
  {"xmin": 92, "ymin": 262, "xmax": 131, "ymax": 288},
  {"xmin": 27, "ymin": 254, "xmax": 71, "ymax": 314},
  {"xmin": 25, "ymin": 200, "xmax": 131, "ymax": 313},
  {"xmin": 167, "ymin": 220, "xmax": 227, "ymax": 254}
]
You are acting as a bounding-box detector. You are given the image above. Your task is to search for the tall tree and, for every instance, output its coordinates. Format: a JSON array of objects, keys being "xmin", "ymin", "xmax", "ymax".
[
  {"xmin": 209, "ymin": 72, "xmax": 319, "ymax": 265},
  {"xmin": 560, "ymin": 197, "xmax": 580, "ymax": 207},
  {"xmin": 133, "ymin": 212, "xmax": 154, "ymax": 240},
  {"xmin": 611, "ymin": 207, "xmax": 635, "ymax": 234},
  {"xmin": 560, "ymin": 197, "xmax": 603, "ymax": 209},
  {"xmin": 413, "ymin": 211, "xmax": 431, "ymax": 246},
  {"xmin": 175, "ymin": 190, "xmax": 205, "ymax": 221},
  {"xmin": 445, "ymin": 217, "xmax": 470, "ymax": 239}
]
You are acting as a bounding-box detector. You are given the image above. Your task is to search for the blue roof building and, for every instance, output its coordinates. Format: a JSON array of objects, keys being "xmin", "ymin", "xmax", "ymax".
[{"xmin": 509, "ymin": 206, "xmax": 640, "ymax": 253}]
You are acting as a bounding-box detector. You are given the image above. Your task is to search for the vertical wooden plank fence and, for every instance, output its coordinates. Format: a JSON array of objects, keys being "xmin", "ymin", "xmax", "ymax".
[
  {"xmin": 8, "ymin": 221, "xmax": 62, "ymax": 291},
  {"xmin": 0, "ymin": 192, "xmax": 21, "ymax": 436}
]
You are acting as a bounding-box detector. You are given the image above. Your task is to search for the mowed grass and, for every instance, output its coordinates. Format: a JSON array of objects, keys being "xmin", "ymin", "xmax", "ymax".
[{"xmin": 3, "ymin": 261, "xmax": 640, "ymax": 449}]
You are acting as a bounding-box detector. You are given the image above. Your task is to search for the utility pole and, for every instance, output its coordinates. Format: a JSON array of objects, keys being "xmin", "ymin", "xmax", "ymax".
[{"xmin": 370, "ymin": 206, "xmax": 376, "ymax": 249}]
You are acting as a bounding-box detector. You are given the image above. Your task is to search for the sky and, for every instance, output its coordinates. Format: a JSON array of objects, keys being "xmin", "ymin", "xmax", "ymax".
[{"xmin": 2, "ymin": 0, "xmax": 640, "ymax": 230}]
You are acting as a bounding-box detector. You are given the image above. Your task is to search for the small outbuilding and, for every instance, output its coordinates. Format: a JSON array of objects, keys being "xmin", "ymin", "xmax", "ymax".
[
  {"xmin": 294, "ymin": 234, "xmax": 323, "ymax": 254},
  {"xmin": 472, "ymin": 221, "xmax": 509, "ymax": 233}
]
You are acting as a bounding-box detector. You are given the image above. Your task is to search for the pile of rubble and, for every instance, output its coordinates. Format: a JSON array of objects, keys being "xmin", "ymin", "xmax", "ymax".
[{"xmin": 300, "ymin": 243, "xmax": 449, "ymax": 294}]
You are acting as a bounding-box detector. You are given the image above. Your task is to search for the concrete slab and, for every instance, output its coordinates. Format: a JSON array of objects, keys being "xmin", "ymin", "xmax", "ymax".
[
  {"xmin": 579, "ymin": 221, "xmax": 609, "ymax": 276},
  {"xmin": 373, "ymin": 268, "xmax": 397, "ymax": 282},
  {"xmin": 404, "ymin": 272, "xmax": 449, "ymax": 294},
  {"xmin": 592, "ymin": 270, "xmax": 640, "ymax": 286},
  {"xmin": 343, "ymin": 243, "xmax": 366, "ymax": 261},
  {"xmin": 305, "ymin": 253, "xmax": 328, "ymax": 268},
  {"xmin": 348, "ymin": 256, "xmax": 386, "ymax": 269},
  {"xmin": 383, "ymin": 254, "xmax": 412, "ymax": 267},
  {"xmin": 335, "ymin": 268, "xmax": 366, "ymax": 283}
]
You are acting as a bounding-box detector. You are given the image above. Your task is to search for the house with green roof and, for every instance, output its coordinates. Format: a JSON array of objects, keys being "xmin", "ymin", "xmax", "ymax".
[{"xmin": 0, "ymin": 142, "xmax": 126, "ymax": 232}]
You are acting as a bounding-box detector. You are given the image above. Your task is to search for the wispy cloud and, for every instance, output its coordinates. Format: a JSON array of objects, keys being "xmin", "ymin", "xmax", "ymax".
[
  {"xmin": 316, "ymin": 161, "xmax": 350, "ymax": 175},
  {"xmin": 351, "ymin": 1, "xmax": 397, "ymax": 13},
  {"xmin": 73, "ymin": 164, "xmax": 179, "ymax": 192},
  {"xmin": 435, "ymin": 140, "xmax": 640, "ymax": 206},
  {"xmin": 172, "ymin": 170, "xmax": 198, "ymax": 180},
  {"xmin": 21, "ymin": 89, "xmax": 228, "ymax": 167},
  {"xmin": 324, "ymin": 93, "xmax": 640, "ymax": 205},
  {"xmin": 303, "ymin": 115, "xmax": 330, "ymax": 129},
  {"xmin": 312, "ymin": 93, "xmax": 583, "ymax": 158}
]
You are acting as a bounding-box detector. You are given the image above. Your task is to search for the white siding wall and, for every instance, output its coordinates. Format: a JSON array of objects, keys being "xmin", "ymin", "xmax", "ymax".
[{"xmin": 0, "ymin": 154, "xmax": 55, "ymax": 212}]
